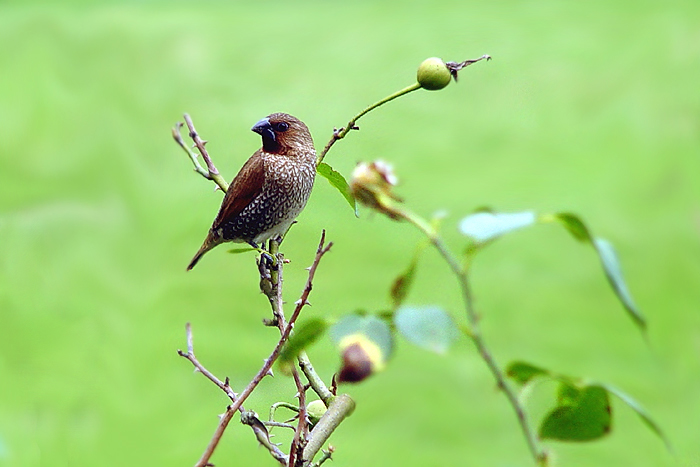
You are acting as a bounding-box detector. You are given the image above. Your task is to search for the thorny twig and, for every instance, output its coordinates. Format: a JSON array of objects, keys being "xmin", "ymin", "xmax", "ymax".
[
  {"xmin": 307, "ymin": 447, "xmax": 334, "ymax": 467},
  {"xmin": 178, "ymin": 231, "xmax": 333, "ymax": 467},
  {"xmin": 288, "ymin": 370, "xmax": 309, "ymax": 467},
  {"xmin": 172, "ymin": 114, "xmax": 229, "ymax": 192}
]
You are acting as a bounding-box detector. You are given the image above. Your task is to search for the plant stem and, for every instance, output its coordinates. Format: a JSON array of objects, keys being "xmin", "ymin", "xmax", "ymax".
[
  {"xmin": 401, "ymin": 208, "xmax": 546, "ymax": 466},
  {"xmin": 317, "ymin": 82, "xmax": 421, "ymax": 164},
  {"xmin": 298, "ymin": 350, "xmax": 334, "ymax": 405},
  {"xmin": 303, "ymin": 394, "xmax": 356, "ymax": 462},
  {"xmin": 182, "ymin": 233, "xmax": 333, "ymax": 467}
]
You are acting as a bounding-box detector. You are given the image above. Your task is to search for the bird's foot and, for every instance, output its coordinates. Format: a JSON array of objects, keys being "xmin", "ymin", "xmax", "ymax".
[
  {"xmin": 261, "ymin": 251, "xmax": 276, "ymax": 269},
  {"xmin": 250, "ymin": 241, "xmax": 277, "ymax": 271}
]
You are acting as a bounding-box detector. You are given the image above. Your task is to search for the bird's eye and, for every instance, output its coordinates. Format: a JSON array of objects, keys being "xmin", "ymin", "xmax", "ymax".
[{"xmin": 274, "ymin": 122, "xmax": 289, "ymax": 132}]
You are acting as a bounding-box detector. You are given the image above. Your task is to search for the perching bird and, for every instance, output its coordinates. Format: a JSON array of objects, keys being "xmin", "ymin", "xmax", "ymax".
[{"xmin": 187, "ymin": 113, "xmax": 317, "ymax": 270}]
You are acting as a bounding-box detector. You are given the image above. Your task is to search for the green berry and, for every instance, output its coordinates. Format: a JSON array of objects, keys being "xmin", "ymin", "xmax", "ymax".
[
  {"xmin": 307, "ymin": 399, "xmax": 327, "ymax": 425},
  {"xmin": 417, "ymin": 57, "xmax": 452, "ymax": 90}
]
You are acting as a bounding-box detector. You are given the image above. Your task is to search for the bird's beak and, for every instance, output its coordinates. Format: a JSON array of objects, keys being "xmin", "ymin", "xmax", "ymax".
[{"xmin": 252, "ymin": 117, "xmax": 276, "ymax": 143}]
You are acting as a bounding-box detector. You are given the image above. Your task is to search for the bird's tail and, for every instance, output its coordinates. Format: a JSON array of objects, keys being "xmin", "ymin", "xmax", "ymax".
[{"xmin": 187, "ymin": 233, "xmax": 219, "ymax": 271}]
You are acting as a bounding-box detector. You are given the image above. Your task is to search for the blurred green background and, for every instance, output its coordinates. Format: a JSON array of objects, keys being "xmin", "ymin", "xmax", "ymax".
[{"xmin": 1, "ymin": 0, "xmax": 698, "ymax": 465}]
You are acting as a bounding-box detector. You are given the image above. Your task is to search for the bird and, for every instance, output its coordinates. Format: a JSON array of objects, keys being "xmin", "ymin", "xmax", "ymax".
[{"xmin": 187, "ymin": 112, "xmax": 317, "ymax": 270}]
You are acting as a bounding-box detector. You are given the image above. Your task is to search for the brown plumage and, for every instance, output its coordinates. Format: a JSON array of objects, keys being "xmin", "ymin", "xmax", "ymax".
[{"xmin": 187, "ymin": 113, "xmax": 316, "ymax": 270}]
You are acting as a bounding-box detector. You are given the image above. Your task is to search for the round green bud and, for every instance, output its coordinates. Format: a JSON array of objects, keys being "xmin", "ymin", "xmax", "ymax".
[
  {"xmin": 417, "ymin": 57, "xmax": 452, "ymax": 90},
  {"xmin": 306, "ymin": 399, "xmax": 327, "ymax": 425}
]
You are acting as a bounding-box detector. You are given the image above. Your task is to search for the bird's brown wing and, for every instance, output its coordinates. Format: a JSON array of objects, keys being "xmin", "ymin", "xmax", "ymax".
[{"xmin": 212, "ymin": 150, "xmax": 266, "ymax": 230}]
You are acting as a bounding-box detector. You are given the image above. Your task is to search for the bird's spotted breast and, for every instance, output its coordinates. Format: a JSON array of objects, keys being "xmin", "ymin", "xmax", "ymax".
[
  {"xmin": 187, "ymin": 112, "xmax": 316, "ymax": 270},
  {"xmin": 220, "ymin": 153, "xmax": 315, "ymax": 244}
]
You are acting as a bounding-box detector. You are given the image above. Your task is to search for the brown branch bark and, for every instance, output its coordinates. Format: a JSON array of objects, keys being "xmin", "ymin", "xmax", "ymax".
[
  {"xmin": 178, "ymin": 231, "xmax": 333, "ymax": 467},
  {"xmin": 172, "ymin": 114, "xmax": 229, "ymax": 192}
]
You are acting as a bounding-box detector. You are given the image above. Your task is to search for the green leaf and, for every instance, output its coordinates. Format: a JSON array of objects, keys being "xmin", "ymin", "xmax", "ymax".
[
  {"xmin": 390, "ymin": 242, "xmax": 427, "ymax": 309},
  {"xmin": 228, "ymin": 247, "xmax": 256, "ymax": 254},
  {"xmin": 552, "ymin": 212, "xmax": 592, "ymax": 242},
  {"xmin": 330, "ymin": 314, "xmax": 394, "ymax": 361},
  {"xmin": 506, "ymin": 361, "xmax": 551, "ymax": 386},
  {"xmin": 602, "ymin": 384, "xmax": 673, "ymax": 452},
  {"xmin": 543, "ymin": 212, "xmax": 645, "ymax": 331},
  {"xmin": 459, "ymin": 211, "xmax": 536, "ymax": 243},
  {"xmin": 460, "ymin": 209, "xmax": 645, "ymax": 331},
  {"xmin": 317, "ymin": 162, "xmax": 358, "ymax": 216},
  {"xmin": 539, "ymin": 383, "xmax": 612, "ymax": 442},
  {"xmin": 394, "ymin": 306, "xmax": 459, "ymax": 354},
  {"xmin": 279, "ymin": 318, "xmax": 328, "ymax": 365},
  {"xmin": 593, "ymin": 238, "xmax": 646, "ymax": 330}
]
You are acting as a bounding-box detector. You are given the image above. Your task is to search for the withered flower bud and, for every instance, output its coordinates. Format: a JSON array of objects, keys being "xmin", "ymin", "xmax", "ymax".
[
  {"xmin": 336, "ymin": 334, "xmax": 385, "ymax": 384},
  {"xmin": 350, "ymin": 160, "xmax": 404, "ymax": 220}
]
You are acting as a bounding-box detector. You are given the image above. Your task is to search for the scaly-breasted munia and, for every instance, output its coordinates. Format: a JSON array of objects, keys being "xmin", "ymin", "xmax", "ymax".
[{"xmin": 187, "ymin": 113, "xmax": 316, "ymax": 270}]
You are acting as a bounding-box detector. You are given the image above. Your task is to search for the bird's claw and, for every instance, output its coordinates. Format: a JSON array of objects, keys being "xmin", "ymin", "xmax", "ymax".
[{"xmin": 261, "ymin": 251, "xmax": 276, "ymax": 269}]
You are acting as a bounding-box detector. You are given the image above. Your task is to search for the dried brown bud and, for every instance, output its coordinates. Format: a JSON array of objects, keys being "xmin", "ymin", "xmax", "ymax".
[
  {"xmin": 350, "ymin": 161, "xmax": 404, "ymax": 220},
  {"xmin": 336, "ymin": 334, "xmax": 385, "ymax": 384}
]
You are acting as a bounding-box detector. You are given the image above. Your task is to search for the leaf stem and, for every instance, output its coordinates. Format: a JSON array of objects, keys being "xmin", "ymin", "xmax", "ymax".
[
  {"xmin": 298, "ymin": 350, "xmax": 335, "ymax": 406},
  {"xmin": 317, "ymin": 82, "xmax": 422, "ymax": 164},
  {"xmin": 400, "ymin": 208, "xmax": 546, "ymax": 466}
]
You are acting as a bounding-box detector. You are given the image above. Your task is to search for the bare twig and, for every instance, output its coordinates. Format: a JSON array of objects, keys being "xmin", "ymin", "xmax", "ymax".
[
  {"xmin": 288, "ymin": 231, "xmax": 333, "ymax": 329},
  {"xmin": 308, "ymin": 447, "xmax": 334, "ymax": 467},
  {"xmin": 263, "ymin": 420, "xmax": 297, "ymax": 430},
  {"xmin": 181, "ymin": 231, "xmax": 334, "ymax": 467},
  {"xmin": 266, "ymin": 232, "xmax": 333, "ymax": 467},
  {"xmin": 177, "ymin": 323, "xmax": 238, "ymax": 402},
  {"xmin": 240, "ymin": 411, "xmax": 289, "ymax": 465},
  {"xmin": 288, "ymin": 370, "xmax": 308, "ymax": 467},
  {"xmin": 172, "ymin": 114, "xmax": 229, "ymax": 192},
  {"xmin": 183, "ymin": 114, "xmax": 220, "ymax": 178},
  {"xmin": 298, "ymin": 351, "xmax": 334, "ymax": 405},
  {"xmin": 178, "ymin": 323, "xmax": 288, "ymax": 466},
  {"xmin": 303, "ymin": 394, "xmax": 355, "ymax": 462},
  {"xmin": 172, "ymin": 123, "xmax": 212, "ymax": 180}
]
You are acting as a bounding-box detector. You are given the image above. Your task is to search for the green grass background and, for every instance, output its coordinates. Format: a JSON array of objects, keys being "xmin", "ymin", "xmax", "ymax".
[{"xmin": 1, "ymin": 0, "xmax": 698, "ymax": 465}]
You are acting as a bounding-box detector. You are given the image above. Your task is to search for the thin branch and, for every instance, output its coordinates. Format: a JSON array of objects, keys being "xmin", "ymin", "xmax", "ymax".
[
  {"xmin": 178, "ymin": 324, "xmax": 287, "ymax": 466},
  {"xmin": 287, "ymin": 231, "xmax": 333, "ymax": 329},
  {"xmin": 240, "ymin": 411, "xmax": 289, "ymax": 465},
  {"xmin": 288, "ymin": 369, "xmax": 308, "ymax": 467},
  {"xmin": 177, "ymin": 323, "xmax": 238, "ymax": 402},
  {"xmin": 181, "ymin": 231, "xmax": 334, "ymax": 467},
  {"xmin": 172, "ymin": 114, "xmax": 229, "ymax": 192},
  {"xmin": 269, "ymin": 401, "xmax": 300, "ymax": 420},
  {"xmin": 172, "ymin": 122, "xmax": 212, "ymax": 180},
  {"xmin": 303, "ymin": 394, "xmax": 356, "ymax": 462},
  {"xmin": 183, "ymin": 114, "xmax": 221, "ymax": 178},
  {"xmin": 266, "ymin": 232, "xmax": 333, "ymax": 467},
  {"xmin": 316, "ymin": 83, "xmax": 421, "ymax": 165},
  {"xmin": 316, "ymin": 54, "xmax": 489, "ymax": 165},
  {"xmin": 196, "ymin": 408, "xmax": 236, "ymax": 467},
  {"xmin": 263, "ymin": 420, "xmax": 297, "ymax": 430},
  {"xmin": 401, "ymin": 210, "xmax": 547, "ymax": 466},
  {"xmin": 298, "ymin": 351, "xmax": 334, "ymax": 405},
  {"xmin": 184, "ymin": 319, "xmax": 292, "ymax": 466},
  {"xmin": 308, "ymin": 447, "xmax": 334, "ymax": 467}
]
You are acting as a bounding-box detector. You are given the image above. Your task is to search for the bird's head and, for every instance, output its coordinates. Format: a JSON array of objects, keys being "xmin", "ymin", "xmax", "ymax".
[{"xmin": 252, "ymin": 113, "xmax": 315, "ymax": 156}]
